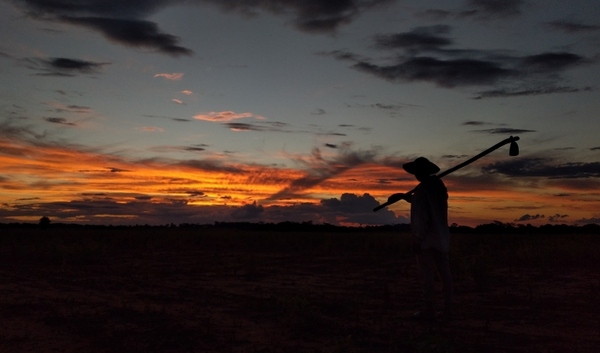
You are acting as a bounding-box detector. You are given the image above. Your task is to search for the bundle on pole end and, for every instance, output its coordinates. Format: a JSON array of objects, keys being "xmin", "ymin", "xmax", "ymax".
[{"xmin": 509, "ymin": 136, "xmax": 520, "ymax": 156}]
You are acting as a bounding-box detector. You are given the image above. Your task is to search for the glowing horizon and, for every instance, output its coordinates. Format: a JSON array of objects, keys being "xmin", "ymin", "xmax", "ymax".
[{"xmin": 2, "ymin": 133, "xmax": 597, "ymax": 226}]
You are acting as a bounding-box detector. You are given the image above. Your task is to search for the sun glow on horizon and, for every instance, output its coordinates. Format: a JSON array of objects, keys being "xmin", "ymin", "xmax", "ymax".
[{"xmin": 1, "ymin": 135, "xmax": 598, "ymax": 226}]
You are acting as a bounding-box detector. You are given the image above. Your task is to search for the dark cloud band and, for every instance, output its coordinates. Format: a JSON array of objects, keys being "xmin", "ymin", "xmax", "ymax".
[
  {"xmin": 483, "ymin": 158, "xmax": 600, "ymax": 179},
  {"xmin": 13, "ymin": 0, "xmax": 392, "ymax": 56},
  {"xmin": 62, "ymin": 16, "xmax": 193, "ymax": 56},
  {"xmin": 328, "ymin": 25, "xmax": 591, "ymax": 95}
]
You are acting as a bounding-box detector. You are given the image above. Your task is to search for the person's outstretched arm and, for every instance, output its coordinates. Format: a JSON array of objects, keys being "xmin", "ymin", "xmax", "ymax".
[{"xmin": 387, "ymin": 191, "xmax": 414, "ymax": 204}]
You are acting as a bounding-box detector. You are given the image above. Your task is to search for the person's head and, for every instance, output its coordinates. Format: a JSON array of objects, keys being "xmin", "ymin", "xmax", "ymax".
[{"xmin": 403, "ymin": 157, "xmax": 440, "ymax": 181}]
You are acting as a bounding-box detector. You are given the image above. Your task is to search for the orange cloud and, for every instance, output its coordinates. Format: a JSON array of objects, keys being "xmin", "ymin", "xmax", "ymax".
[
  {"xmin": 0, "ymin": 135, "xmax": 301, "ymax": 210},
  {"xmin": 193, "ymin": 111, "xmax": 265, "ymax": 122},
  {"xmin": 137, "ymin": 126, "xmax": 164, "ymax": 132}
]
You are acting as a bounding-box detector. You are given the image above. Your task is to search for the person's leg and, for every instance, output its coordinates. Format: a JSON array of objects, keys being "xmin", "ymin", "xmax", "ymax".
[
  {"xmin": 433, "ymin": 250, "xmax": 453, "ymax": 319},
  {"xmin": 417, "ymin": 249, "xmax": 436, "ymax": 319}
]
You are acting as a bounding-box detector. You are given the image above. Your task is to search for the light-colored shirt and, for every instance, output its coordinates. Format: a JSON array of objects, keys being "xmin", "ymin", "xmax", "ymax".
[{"xmin": 411, "ymin": 176, "xmax": 450, "ymax": 253}]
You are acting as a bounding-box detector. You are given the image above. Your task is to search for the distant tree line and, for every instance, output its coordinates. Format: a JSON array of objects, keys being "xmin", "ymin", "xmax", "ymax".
[
  {"xmin": 0, "ymin": 218, "xmax": 598, "ymax": 235},
  {"xmin": 456, "ymin": 220, "xmax": 600, "ymax": 235}
]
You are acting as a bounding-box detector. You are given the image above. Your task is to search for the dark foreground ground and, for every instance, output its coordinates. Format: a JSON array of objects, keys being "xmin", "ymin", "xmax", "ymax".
[{"xmin": 1, "ymin": 227, "xmax": 599, "ymax": 352}]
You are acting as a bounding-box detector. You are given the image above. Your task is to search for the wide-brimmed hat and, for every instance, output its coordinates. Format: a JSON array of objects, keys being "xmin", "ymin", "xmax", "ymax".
[{"xmin": 403, "ymin": 157, "xmax": 440, "ymax": 175}]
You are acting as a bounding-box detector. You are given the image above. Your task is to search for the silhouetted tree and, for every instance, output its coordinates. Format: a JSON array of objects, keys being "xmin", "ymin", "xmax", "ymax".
[{"xmin": 39, "ymin": 216, "xmax": 51, "ymax": 229}]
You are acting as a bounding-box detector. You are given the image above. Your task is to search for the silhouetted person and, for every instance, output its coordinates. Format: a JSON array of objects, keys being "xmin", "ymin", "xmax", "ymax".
[{"xmin": 388, "ymin": 157, "xmax": 452, "ymax": 321}]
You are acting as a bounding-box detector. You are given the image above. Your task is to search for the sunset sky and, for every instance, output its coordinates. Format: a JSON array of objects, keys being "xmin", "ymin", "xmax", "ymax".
[{"xmin": 1, "ymin": 0, "xmax": 599, "ymax": 226}]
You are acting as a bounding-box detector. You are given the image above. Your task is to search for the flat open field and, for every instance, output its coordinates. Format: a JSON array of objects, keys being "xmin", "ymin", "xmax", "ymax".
[{"xmin": 1, "ymin": 226, "xmax": 599, "ymax": 352}]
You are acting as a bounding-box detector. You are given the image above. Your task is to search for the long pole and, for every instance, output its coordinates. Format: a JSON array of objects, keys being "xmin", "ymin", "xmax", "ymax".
[{"xmin": 373, "ymin": 136, "xmax": 520, "ymax": 212}]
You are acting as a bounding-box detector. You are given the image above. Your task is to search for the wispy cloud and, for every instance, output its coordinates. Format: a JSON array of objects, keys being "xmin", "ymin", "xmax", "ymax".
[
  {"xmin": 471, "ymin": 128, "xmax": 536, "ymax": 134},
  {"xmin": 184, "ymin": 145, "xmax": 208, "ymax": 152},
  {"xmin": 144, "ymin": 114, "xmax": 191, "ymax": 123},
  {"xmin": 546, "ymin": 20, "xmax": 600, "ymax": 33},
  {"xmin": 154, "ymin": 72, "xmax": 184, "ymax": 80},
  {"xmin": 473, "ymin": 86, "xmax": 593, "ymax": 99},
  {"xmin": 77, "ymin": 167, "xmax": 130, "ymax": 173},
  {"xmin": 46, "ymin": 102, "xmax": 92, "ymax": 114},
  {"xmin": 222, "ymin": 121, "xmax": 294, "ymax": 133},
  {"xmin": 43, "ymin": 117, "xmax": 77, "ymax": 126},
  {"xmin": 466, "ymin": 0, "xmax": 524, "ymax": 18},
  {"xmin": 346, "ymin": 102, "xmax": 412, "ymax": 117},
  {"xmin": 149, "ymin": 144, "xmax": 209, "ymax": 153},
  {"xmin": 462, "ymin": 120, "xmax": 496, "ymax": 126},
  {"xmin": 417, "ymin": 0, "xmax": 525, "ymax": 21},
  {"xmin": 23, "ymin": 57, "xmax": 110, "ymax": 76},
  {"xmin": 225, "ymin": 122, "xmax": 264, "ymax": 132}
]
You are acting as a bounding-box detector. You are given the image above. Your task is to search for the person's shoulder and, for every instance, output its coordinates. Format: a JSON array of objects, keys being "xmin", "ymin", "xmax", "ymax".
[
  {"xmin": 424, "ymin": 176, "xmax": 443, "ymax": 185},
  {"xmin": 417, "ymin": 176, "xmax": 445, "ymax": 191},
  {"xmin": 425, "ymin": 177, "xmax": 447, "ymax": 191}
]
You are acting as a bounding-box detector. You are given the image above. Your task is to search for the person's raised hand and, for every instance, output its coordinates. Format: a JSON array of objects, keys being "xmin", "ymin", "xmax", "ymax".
[{"xmin": 387, "ymin": 193, "xmax": 405, "ymax": 204}]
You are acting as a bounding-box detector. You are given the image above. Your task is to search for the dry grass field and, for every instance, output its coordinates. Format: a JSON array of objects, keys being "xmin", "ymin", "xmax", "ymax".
[{"xmin": 1, "ymin": 225, "xmax": 599, "ymax": 352}]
